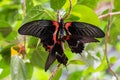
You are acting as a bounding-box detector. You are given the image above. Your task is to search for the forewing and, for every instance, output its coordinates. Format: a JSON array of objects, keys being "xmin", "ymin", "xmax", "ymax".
[
  {"xmin": 65, "ymin": 22, "xmax": 105, "ymax": 38},
  {"xmin": 18, "ymin": 20, "xmax": 56, "ymax": 38}
]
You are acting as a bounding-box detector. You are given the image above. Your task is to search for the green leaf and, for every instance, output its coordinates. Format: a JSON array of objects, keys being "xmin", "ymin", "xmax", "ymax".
[
  {"xmin": 110, "ymin": 15, "xmax": 120, "ymax": 45},
  {"xmin": 116, "ymin": 66, "xmax": 120, "ymax": 73},
  {"xmin": 0, "ymin": 59, "xmax": 9, "ymax": 68},
  {"xmin": 67, "ymin": 71, "xmax": 82, "ymax": 80},
  {"xmin": 78, "ymin": 0, "xmax": 99, "ymax": 9},
  {"xmin": 52, "ymin": 68, "xmax": 62, "ymax": 80},
  {"xmin": 26, "ymin": 0, "xmax": 34, "ymax": 13},
  {"xmin": 28, "ymin": 37, "xmax": 39, "ymax": 48},
  {"xmin": 13, "ymin": 0, "xmax": 21, "ymax": 4},
  {"xmin": 33, "ymin": 0, "xmax": 48, "ymax": 4},
  {"xmin": 64, "ymin": 44, "xmax": 74, "ymax": 60},
  {"xmin": 63, "ymin": 0, "xmax": 78, "ymax": 9},
  {"xmin": 110, "ymin": 56, "xmax": 117, "ymax": 64},
  {"xmin": 30, "ymin": 46, "xmax": 47, "ymax": 69},
  {"xmin": 0, "ymin": 21, "xmax": 10, "ymax": 27},
  {"xmin": 0, "ymin": 66, "xmax": 10, "ymax": 79},
  {"xmin": 11, "ymin": 56, "xmax": 27, "ymax": 80},
  {"xmin": 114, "ymin": 0, "xmax": 120, "ymax": 11},
  {"xmin": 23, "ymin": 5, "xmax": 56, "ymax": 24},
  {"xmin": 115, "ymin": 42, "xmax": 120, "ymax": 52},
  {"xmin": 0, "ymin": 45, "xmax": 13, "ymax": 64},
  {"xmin": 66, "ymin": 14, "xmax": 80, "ymax": 20},
  {"xmin": 83, "ymin": 66, "xmax": 94, "ymax": 76},
  {"xmin": 26, "ymin": 63, "xmax": 33, "ymax": 79},
  {"xmin": 68, "ymin": 60, "xmax": 86, "ymax": 65},
  {"xmin": 95, "ymin": 57, "xmax": 107, "ymax": 72},
  {"xmin": 50, "ymin": 0, "xmax": 66, "ymax": 10},
  {"xmin": 0, "ymin": 21, "xmax": 12, "ymax": 37},
  {"xmin": 66, "ymin": 5, "xmax": 100, "ymax": 26},
  {"xmin": 5, "ymin": 31, "xmax": 17, "ymax": 42},
  {"xmin": 31, "ymin": 67, "xmax": 49, "ymax": 80},
  {"xmin": 0, "ymin": 4, "xmax": 19, "ymax": 24},
  {"xmin": 0, "ymin": 59, "xmax": 10, "ymax": 79}
]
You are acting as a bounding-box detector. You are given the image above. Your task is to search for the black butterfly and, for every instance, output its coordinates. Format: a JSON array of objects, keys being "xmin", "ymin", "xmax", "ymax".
[{"xmin": 18, "ymin": 19, "xmax": 105, "ymax": 71}]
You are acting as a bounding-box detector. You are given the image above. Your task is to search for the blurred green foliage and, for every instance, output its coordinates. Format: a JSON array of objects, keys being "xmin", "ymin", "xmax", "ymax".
[{"xmin": 0, "ymin": 0, "xmax": 120, "ymax": 80}]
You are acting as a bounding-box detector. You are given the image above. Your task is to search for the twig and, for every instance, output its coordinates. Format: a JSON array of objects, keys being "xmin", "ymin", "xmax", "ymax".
[
  {"xmin": 63, "ymin": 0, "xmax": 72, "ymax": 19},
  {"xmin": 49, "ymin": 64, "xmax": 61, "ymax": 80},
  {"xmin": 23, "ymin": 0, "xmax": 26, "ymax": 17},
  {"xmin": 104, "ymin": 0, "xmax": 118, "ymax": 80},
  {"xmin": 23, "ymin": 0, "xmax": 26, "ymax": 57},
  {"xmin": 99, "ymin": 11, "xmax": 120, "ymax": 19},
  {"xmin": 57, "ymin": 10, "xmax": 60, "ymax": 22}
]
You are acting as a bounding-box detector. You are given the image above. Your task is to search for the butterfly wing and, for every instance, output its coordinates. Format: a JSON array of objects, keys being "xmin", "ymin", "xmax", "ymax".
[
  {"xmin": 45, "ymin": 42, "xmax": 68, "ymax": 71},
  {"xmin": 64, "ymin": 22, "xmax": 105, "ymax": 54},
  {"xmin": 18, "ymin": 20, "xmax": 60, "ymax": 71},
  {"xmin": 65, "ymin": 22, "xmax": 105, "ymax": 38},
  {"xmin": 18, "ymin": 20, "xmax": 56, "ymax": 45},
  {"xmin": 64, "ymin": 35, "xmax": 99, "ymax": 54}
]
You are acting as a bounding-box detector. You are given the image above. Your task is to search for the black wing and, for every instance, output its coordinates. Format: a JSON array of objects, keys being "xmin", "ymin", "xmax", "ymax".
[
  {"xmin": 18, "ymin": 20, "xmax": 59, "ymax": 71},
  {"xmin": 18, "ymin": 20, "xmax": 56, "ymax": 44},
  {"xmin": 64, "ymin": 22, "xmax": 105, "ymax": 54},
  {"xmin": 45, "ymin": 42, "xmax": 68, "ymax": 71},
  {"xmin": 65, "ymin": 22, "xmax": 105, "ymax": 38},
  {"xmin": 64, "ymin": 35, "xmax": 99, "ymax": 54}
]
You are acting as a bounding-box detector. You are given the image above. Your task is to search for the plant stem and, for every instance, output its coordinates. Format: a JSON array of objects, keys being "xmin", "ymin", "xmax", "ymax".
[
  {"xmin": 104, "ymin": 0, "xmax": 118, "ymax": 80},
  {"xmin": 63, "ymin": 0, "xmax": 72, "ymax": 19},
  {"xmin": 99, "ymin": 11, "xmax": 120, "ymax": 19},
  {"xmin": 49, "ymin": 64, "xmax": 61, "ymax": 80},
  {"xmin": 57, "ymin": 10, "xmax": 60, "ymax": 22},
  {"xmin": 23, "ymin": 0, "xmax": 26, "ymax": 59},
  {"xmin": 23, "ymin": 0, "xmax": 26, "ymax": 17}
]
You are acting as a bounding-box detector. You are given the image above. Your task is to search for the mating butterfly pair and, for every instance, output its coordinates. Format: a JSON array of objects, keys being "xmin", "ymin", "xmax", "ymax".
[{"xmin": 18, "ymin": 19, "xmax": 105, "ymax": 71}]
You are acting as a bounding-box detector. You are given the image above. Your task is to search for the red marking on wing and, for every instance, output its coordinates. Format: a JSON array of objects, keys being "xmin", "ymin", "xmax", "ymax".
[
  {"xmin": 65, "ymin": 22, "xmax": 72, "ymax": 30},
  {"xmin": 46, "ymin": 45, "xmax": 53, "ymax": 52},
  {"xmin": 52, "ymin": 21, "xmax": 59, "ymax": 43},
  {"xmin": 53, "ymin": 21, "xmax": 59, "ymax": 28},
  {"xmin": 57, "ymin": 40, "xmax": 61, "ymax": 44},
  {"xmin": 65, "ymin": 35, "xmax": 71, "ymax": 40}
]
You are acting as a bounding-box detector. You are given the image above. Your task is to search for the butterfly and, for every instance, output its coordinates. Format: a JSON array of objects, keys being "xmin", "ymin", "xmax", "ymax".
[{"xmin": 18, "ymin": 19, "xmax": 105, "ymax": 71}]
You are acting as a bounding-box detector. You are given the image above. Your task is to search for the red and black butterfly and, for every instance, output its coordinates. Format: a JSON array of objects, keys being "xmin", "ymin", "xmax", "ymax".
[{"xmin": 18, "ymin": 19, "xmax": 105, "ymax": 71}]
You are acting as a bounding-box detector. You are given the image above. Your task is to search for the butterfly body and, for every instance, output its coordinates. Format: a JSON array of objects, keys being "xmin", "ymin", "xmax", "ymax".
[{"xmin": 18, "ymin": 19, "xmax": 105, "ymax": 71}]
